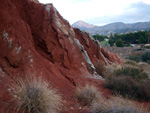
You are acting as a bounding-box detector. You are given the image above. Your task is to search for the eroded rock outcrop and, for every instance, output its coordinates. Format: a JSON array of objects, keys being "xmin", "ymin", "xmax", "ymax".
[
  {"xmin": 74, "ymin": 28, "xmax": 122, "ymax": 65},
  {"xmin": 0, "ymin": 0, "xmax": 122, "ymax": 112}
]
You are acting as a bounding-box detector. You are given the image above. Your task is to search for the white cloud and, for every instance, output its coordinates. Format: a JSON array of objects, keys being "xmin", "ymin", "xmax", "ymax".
[
  {"xmin": 142, "ymin": 0, "xmax": 150, "ymax": 4},
  {"xmin": 38, "ymin": 0, "xmax": 150, "ymax": 24}
]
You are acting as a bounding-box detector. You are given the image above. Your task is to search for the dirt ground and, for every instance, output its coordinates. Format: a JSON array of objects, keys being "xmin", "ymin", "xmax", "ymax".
[{"xmin": 103, "ymin": 44, "xmax": 150, "ymax": 59}]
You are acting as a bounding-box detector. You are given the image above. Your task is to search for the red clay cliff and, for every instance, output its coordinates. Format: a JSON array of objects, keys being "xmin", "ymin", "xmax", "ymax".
[{"xmin": 0, "ymin": 0, "xmax": 122, "ymax": 112}]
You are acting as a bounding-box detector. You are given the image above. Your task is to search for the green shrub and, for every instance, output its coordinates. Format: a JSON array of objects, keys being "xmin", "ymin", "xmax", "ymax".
[
  {"xmin": 141, "ymin": 51, "xmax": 150, "ymax": 63},
  {"xmin": 127, "ymin": 55, "xmax": 141, "ymax": 62},
  {"xmin": 147, "ymin": 60, "xmax": 150, "ymax": 64},
  {"xmin": 105, "ymin": 76, "xmax": 138, "ymax": 97},
  {"xmin": 9, "ymin": 76, "xmax": 62, "ymax": 113},
  {"xmin": 114, "ymin": 66, "xmax": 148, "ymax": 80},
  {"xmin": 105, "ymin": 76, "xmax": 150, "ymax": 101},
  {"xmin": 127, "ymin": 51, "xmax": 150, "ymax": 63}
]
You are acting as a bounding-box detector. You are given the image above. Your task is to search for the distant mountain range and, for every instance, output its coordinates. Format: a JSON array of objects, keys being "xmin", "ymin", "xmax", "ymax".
[{"xmin": 72, "ymin": 20, "xmax": 150, "ymax": 36}]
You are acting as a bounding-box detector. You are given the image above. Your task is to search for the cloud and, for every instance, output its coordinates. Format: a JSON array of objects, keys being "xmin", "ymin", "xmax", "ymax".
[
  {"xmin": 38, "ymin": 0, "xmax": 150, "ymax": 25},
  {"xmin": 85, "ymin": 2, "xmax": 150, "ymax": 25}
]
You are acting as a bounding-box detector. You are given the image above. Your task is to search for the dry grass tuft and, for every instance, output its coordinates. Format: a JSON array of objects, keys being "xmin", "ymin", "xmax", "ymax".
[
  {"xmin": 9, "ymin": 76, "xmax": 62, "ymax": 113},
  {"xmin": 92, "ymin": 96, "xmax": 148, "ymax": 113},
  {"xmin": 124, "ymin": 60, "xmax": 139, "ymax": 66},
  {"xmin": 105, "ymin": 63, "xmax": 122, "ymax": 75},
  {"xmin": 74, "ymin": 83, "xmax": 149, "ymax": 113},
  {"xmin": 94, "ymin": 61, "xmax": 112, "ymax": 78},
  {"xmin": 75, "ymin": 84, "xmax": 101, "ymax": 106},
  {"xmin": 94, "ymin": 61, "xmax": 106, "ymax": 76}
]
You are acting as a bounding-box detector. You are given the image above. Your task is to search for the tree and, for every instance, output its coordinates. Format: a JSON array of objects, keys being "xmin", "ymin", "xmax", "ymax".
[
  {"xmin": 116, "ymin": 39, "xmax": 123, "ymax": 47},
  {"xmin": 146, "ymin": 32, "xmax": 150, "ymax": 44},
  {"xmin": 108, "ymin": 39, "xmax": 114, "ymax": 46},
  {"xmin": 138, "ymin": 36, "xmax": 146, "ymax": 44},
  {"xmin": 93, "ymin": 34, "xmax": 106, "ymax": 42}
]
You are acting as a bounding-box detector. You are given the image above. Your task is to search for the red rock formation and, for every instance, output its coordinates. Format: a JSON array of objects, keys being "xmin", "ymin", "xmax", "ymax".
[
  {"xmin": 0, "ymin": 0, "xmax": 122, "ymax": 112},
  {"xmin": 74, "ymin": 28, "xmax": 122, "ymax": 65}
]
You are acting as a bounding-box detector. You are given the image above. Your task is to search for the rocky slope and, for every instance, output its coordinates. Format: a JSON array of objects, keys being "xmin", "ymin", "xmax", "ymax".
[{"xmin": 0, "ymin": 0, "xmax": 122, "ymax": 112}]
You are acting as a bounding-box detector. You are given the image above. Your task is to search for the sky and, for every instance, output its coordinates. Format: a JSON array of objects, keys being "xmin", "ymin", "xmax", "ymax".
[{"xmin": 38, "ymin": 0, "xmax": 150, "ymax": 26}]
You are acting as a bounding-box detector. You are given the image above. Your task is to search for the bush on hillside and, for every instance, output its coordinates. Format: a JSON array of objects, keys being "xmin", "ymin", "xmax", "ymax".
[
  {"xmin": 124, "ymin": 60, "xmax": 138, "ymax": 66},
  {"xmin": 105, "ymin": 76, "xmax": 150, "ymax": 101},
  {"xmin": 127, "ymin": 54, "xmax": 141, "ymax": 62},
  {"xmin": 114, "ymin": 66, "xmax": 148, "ymax": 80},
  {"xmin": 94, "ymin": 61, "xmax": 111, "ymax": 78},
  {"xmin": 127, "ymin": 51, "xmax": 150, "ymax": 64},
  {"xmin": 9, "ymin": 76, "xmax": 62, "ymax": 113},
  {"xmin": 141, "ymin": 51, "xmax": 150, "ymax": 63},
  {"xmin": 75, "ymin": 84, "xmax": 100, "ymax": 106},
  {"xmin": 91, "ymin": 96, "xmax": 148, "ymax": 113}
]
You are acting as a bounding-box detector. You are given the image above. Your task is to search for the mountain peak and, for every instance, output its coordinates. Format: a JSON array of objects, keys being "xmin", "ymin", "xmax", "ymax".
[{"xmin": 72, "ymin": 20, "xmax": 95, "ymax": 29}]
